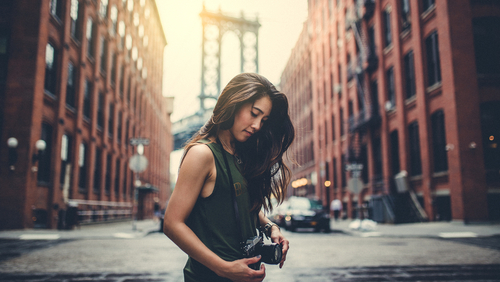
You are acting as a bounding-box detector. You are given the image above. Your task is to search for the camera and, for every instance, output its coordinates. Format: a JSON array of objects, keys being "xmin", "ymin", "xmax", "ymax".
[{"xmin": 242, "ymin": 234, "xmax": 282, "ymax": 270}]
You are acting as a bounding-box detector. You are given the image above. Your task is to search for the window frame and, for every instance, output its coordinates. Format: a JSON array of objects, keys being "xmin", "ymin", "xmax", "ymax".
[
  {"xmin": 425, "ymin": 31, "xmax": 442, "ymax": 87},
  {"xmin": 431, "ymin": 110, "xmax": 448, "ymax": 173},
  {"xmin": 404, "ymin": 50, "xmax": 416, "ymax": 99},
  {"xmin": 44, "ymin": 43, "xmax": 58, "ymax": 96}
]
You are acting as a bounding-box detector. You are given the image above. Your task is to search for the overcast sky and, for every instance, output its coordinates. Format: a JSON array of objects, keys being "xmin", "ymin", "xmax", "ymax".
[{"xmin": 155, "ymin": 0, "xmax": 309, "ymax": 122}]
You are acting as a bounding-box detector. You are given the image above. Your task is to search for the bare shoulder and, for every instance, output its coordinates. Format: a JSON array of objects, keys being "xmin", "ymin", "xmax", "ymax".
[{"xmin": 181, "ymin": 143, "xmax": 214, "ymax": 169}]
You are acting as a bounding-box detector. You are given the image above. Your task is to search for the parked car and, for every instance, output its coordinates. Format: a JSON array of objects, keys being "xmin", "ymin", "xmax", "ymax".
[
  {"xmin": 283, "ymin": 196, "xmax": 330, "ymax": 232},
  {"xmin": 266, "ymin": 200, "xmax": 289, "ymax": 227}
]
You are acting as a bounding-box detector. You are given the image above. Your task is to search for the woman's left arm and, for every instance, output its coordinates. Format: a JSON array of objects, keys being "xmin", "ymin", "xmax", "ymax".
[{"xmin": 258, "ymin": 211, "xmax": 289, "ymax": 268}]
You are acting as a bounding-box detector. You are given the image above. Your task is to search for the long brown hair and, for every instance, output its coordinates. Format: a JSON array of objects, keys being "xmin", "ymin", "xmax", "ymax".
[{"xmin": 185, "ymin": 73, "xmax": 295, "ymax": 212}]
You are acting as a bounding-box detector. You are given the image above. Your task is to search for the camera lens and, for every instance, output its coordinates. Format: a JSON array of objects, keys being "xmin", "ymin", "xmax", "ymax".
[{"xmin": 260, "ymin": 243, "xmax": 282, "ymax": 264}]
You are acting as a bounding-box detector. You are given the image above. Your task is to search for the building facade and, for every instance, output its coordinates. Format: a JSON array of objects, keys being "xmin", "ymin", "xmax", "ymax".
[
  {"xmin": 0, "ymin": 0, "xmax": 173, "ymax": 230},
  {"xmin": 281, "ymin": 0, "xmax": 500, "ymax": 222}
]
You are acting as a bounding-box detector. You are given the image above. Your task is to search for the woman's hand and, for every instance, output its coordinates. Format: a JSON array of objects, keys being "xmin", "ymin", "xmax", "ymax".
[
  {"xmin": 217, "ymin": 256, "xmax": 266, "ymax": 282},
  {"xmin": 270, "ymin": 226, "xmax": 289, "ymax": 268}
]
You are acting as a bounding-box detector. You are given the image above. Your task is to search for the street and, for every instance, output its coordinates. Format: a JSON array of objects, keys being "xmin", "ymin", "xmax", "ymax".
[{"xmin": 1, "ymin": 224, "xmax": 500, "ymax": 281}]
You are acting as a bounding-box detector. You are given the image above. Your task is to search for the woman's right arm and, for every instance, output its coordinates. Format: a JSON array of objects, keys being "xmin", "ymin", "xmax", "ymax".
[{"xmin": 163, "ymin": 144, "xmax": 265, "ymax": 282}]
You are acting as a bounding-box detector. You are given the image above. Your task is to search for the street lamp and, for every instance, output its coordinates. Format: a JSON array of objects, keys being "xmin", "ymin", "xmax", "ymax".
[
  {"xmin": 7, "ymin": 137, "xmax": 18, "ymax": 171},
  {"xmin": 32, "ymin": 140, "xmax": 46, "ymax": 171},
  {"xmin": 324, "ymin": 180, "xmax": 331, "ymax": 214}
]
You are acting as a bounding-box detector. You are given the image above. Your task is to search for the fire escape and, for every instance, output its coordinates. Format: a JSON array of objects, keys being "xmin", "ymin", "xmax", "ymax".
[
  {"xmin": 346, "ymin": 0, "xmax": 427, "ymax": 223},
  {"xmin": 345, "ymin": 0, "xmax": 379, "ymax": 191}
]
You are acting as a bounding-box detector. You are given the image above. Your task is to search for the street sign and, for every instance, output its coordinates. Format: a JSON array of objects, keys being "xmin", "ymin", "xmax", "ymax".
[
  {"xmin": 129, "ymin": 154, "xmax": 148, "ymax": 172},
  {"xmin": 348, "ymin": 177, "xmax": 363, "ymax": 194},
  {"xmin": 129, "ymin": 138, "xmax": 150, "ymax": 146},
  {"xmin": 345, "ymin": 163, "xmax": 364, "ymax": 171}
]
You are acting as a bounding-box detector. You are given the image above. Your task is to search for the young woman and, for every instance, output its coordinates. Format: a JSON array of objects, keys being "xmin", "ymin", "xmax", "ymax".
[{"xmin": 164, "ymin": 73, "xmax": 295, "ymax": 282}]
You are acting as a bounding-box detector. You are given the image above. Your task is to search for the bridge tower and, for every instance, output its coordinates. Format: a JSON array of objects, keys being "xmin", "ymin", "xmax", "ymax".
[
  {"xmin": 173, "ymin": 6, "xmax": 261, "ymax": 150},
  {"xmin": 198, "ymin": 5, "xmax": 261, "ymax": 113}
]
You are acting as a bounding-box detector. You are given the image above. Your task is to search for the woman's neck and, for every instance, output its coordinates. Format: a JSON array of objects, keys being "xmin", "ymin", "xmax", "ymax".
[{"xmin": 217, "ymin": 130, "xmax": 235, "ymax": 155}]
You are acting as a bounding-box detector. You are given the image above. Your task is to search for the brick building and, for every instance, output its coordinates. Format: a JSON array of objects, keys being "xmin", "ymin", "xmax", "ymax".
[
  {"xmin": 281, "ymin": 0, "xmax": 500, "ymax": 222},
  {"xmin": 0, "ymin": 0, "xmax": 173, "ymax": 230}
]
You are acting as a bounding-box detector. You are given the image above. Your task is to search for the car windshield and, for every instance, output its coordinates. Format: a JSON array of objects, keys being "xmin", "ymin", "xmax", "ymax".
[
  {"xmin": 310, "ymin": 200, "xmax": 323, "ymax": 210},
  {"xmin": 290, "ymin": 198, "xmax": 310, "ymax": 210},
  {"xmin": 290, "ymin": 198, "xmax": 323, "ymax": 210}
]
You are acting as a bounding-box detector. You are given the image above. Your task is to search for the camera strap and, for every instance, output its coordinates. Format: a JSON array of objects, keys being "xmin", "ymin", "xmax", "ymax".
[{"xmin": 217, "ymin": 138, "xmax": 244, "ymax": 242}]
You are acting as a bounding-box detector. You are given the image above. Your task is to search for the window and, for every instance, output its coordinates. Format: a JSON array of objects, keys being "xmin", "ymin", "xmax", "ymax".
[
  {"xmin": 111, "ymin": 52, "xmax": 116, "ymax": 86},
  {"xmin": 117, "ymin": 111, "xmax": 122, "ymax": 143},
  {"xmin": 119, "ymin": 65, "xmax": 124, "ymax": 97},
  {"xmin": 70, "ymin": 0, "xmax": 81, "ymax": 40},
  {"xmin": 37, "ymin": 122, "xmax": 53, "ymax": 184},
  {"xmin": 0, "ymin": 33, "xmax": 9, "ymax": 83},
  {"xmin": 78, "ymin": 142, "xmax": 87, "ymax": 190},
  {"xmin": 94, "ymin": 147, "xmax": 101, "ymax": 194},
  {"xmin": 119, "ymin": 21, "xmax": 125, "ymax": 48},
  {"xmin": 66, "ymin": 62, "xmax": 76, "ymax": 108},
  {"xmin": 373, "ymin": 137, "xmax": 382, "ymax": 177},
  {"xmin": 83, "ymin": 80, "xmax": 91, "ymax": 119},
  {"xmin": 105, "ymin": 154, "xmax": 112, "ymax": 194},
  {"xmin": 123, "ymin": 165, "xmax": 128, "ymax": 199},
  {"xmin": 431, "ymin": 110, "xmax": 448, "ymax": 172},
  {"xmin": 370, "ymin": 80, "xmax": 379, "ymax": 116},
  {"xmin": 473, "ymin": 17, "xmax": 500, "ymax": 75},
  {"xmin": 425, "ymin": 31, "xmax": 441, "ymax": 87},
  {"xmin": 99, "ymin": 0, "xmax": 108, "ymax": 18},
  {"xmin": 386, "ymin": 67, "xmax": 395, "ymax": 108},
  {"xmin": 422, "ymin": 0, "xmax": 435, "ymax": 12},
  {"xmin": 383, "ymin": 9, "xmax": 392, "ymax": 47},
  {"xmin": 390, "ymin": 131, "xmax": 400, "ymax": 175},
  {"xmin": 50, "ymin": 0, "xmax": 63, "ymax": 20},
  {"xmin": 97, "ymin": 92, "xmax": 104, "ymax": 128},
  {"xmin": 333, "ymin": 157, "xmax": 338, "ymax": 189},
  {"xmin": 110, "ymin": 5, "xmax": 118, "ymax": 34},
  {"xmin": 401, "ymin": 0, "xmax": 411, "ymax": 31},
  {"xmin": 332, "ymin": 114, "xmax": 336, "ymax": 141},
  {"xmin": 100, "ymin": 36, "xmax": 107, "ymax": 73},
  {"xmin": 86, "ymin": 18, "xmax": 95, "ymax": 58},
  {"xmin": 44, "ymin": 43, "xmax": 58, "ymax": 96},
  {"xmin": 60, "ymin": 134, "xmax": 72, "ymax": 185},
  {"xmin": 408, "ymin": 121, "xmax": 422, "ymax": 176},
  {"xmin": 108, "ymin": 103, "xmax": 114, "ymax": 137},
  {"xmin": 125, "ymin": 120, "xmax": 130, "ymax": 144},
  {"xmin": 404, "ymin": 51, "xmax": 416, "ymax": 99},
  {"xmin": 368, "ymin": 25, "xmax": 376, "ymax": 58},
  {"xmin": 341, "ymin": 154, "xmax": 346, "ymax": 188},
  {"xmin": 115, "ymin": 158, "xmax": 120, "ymax": 197},
  {"xmin": 339, "ymin": 108, "xmax": 344, "ymax": 136}
]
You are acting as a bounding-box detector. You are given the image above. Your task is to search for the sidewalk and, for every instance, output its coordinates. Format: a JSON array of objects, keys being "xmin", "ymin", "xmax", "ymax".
[
  {"xmin": 329, "ymin": 219, "xmax": 500, "ymax": 238},
  {"xmin": 1, "ymin": 219, "xmax": 499, "ymax": 240},
  {"xmin": 0, "ymin": 219, "xmax": 162, "ymax": 240}
]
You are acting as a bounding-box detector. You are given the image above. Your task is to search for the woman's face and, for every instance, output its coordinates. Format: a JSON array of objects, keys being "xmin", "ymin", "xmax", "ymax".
[{"xmin": 230, "ymin": 95, "xmax": 272, "ymax": 142}]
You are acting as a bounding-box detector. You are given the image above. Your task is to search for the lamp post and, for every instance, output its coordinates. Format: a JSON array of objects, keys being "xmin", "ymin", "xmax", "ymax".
[
  {"xmin": 32, "ymin": 139, "xmax": 46, "ymax": 172},
  {"xmin": 7, "ymin": 137, "xmax": 18, "ymax": 171},
  {"xmin": 129, "ymin": 138, "xmax": 149, "ymax": 230},
  {"xmin": 324, "ymin": 180, "xmax": 331, "ymax": 214}
]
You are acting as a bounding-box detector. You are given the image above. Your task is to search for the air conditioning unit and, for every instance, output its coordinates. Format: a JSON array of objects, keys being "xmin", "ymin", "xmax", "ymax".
[
  {"xmin": 334, "ymin": 84, "xmax": 342, "ymax": 93},
  {"xmin": 394, "ymin": 170, "xmax": 409, "ymax": 193},
  {"xmin": 385, "ymin": 101, "xmax": 393, "ymax": 111}
]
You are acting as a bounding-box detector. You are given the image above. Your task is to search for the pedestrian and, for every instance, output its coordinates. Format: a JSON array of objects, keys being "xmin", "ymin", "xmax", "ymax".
[
  {"xmin": 331, "ymin": 198, "xmax": 342, "ymax": 221},
  {"xmin": 163, "ymin": 73, "xmax": 294, "ymax": 282}
]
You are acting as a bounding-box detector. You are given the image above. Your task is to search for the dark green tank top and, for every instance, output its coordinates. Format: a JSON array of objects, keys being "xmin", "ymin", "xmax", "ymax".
[{"xmin": 183, "ymin": 140, "xmax": 258, "ymax": 282}]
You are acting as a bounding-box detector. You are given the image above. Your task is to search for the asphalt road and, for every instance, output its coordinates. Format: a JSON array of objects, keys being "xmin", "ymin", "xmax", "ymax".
[{"xmin": 1, "ymin": 230, "xmax": 500, "ymax": 281}]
